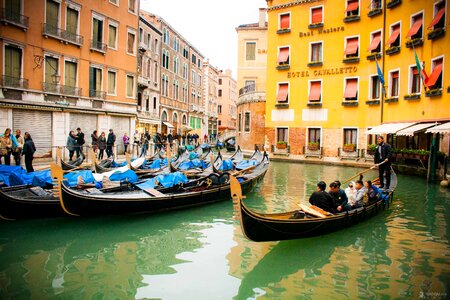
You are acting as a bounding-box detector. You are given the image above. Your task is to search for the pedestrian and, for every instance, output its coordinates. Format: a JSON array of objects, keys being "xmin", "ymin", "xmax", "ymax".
[
  {"xmin": 12, "ymin": 129, "xmax": 24, "ymax": 166},
  {"xmin": 22, "ymin": 132, "xmax": 36, "ymax": 173},
  {"xmin": 98, "ymin": 131, "xmax": 106, "ymax": 160},
  {"xmin": 123, "ymin": 132, "xmax": 130, "ymax": 154},
  {"xmin": 106, "ymin": 129, "xmax": 116, "ymax": 158},
  {"xmin": 66, "ymin": 131, "xmax": 77, "ymax": 161},
  {"xmin": 0, "ymin": 128, "xmax": 13, "ymax": 165},
  {"xmin": 91, "ymin": 130, "xmax": 99, "ymax": 152},
  {"xmin": 133, "ymin": 130, "xmax": 141, "ymax": 156},
  {"xmin": 75, "ymin": 127, "xmax": 85, "ymax": 158},
  {"xmin": 374, "ymin": 136, "xmax": 392, "ymax": 190}
]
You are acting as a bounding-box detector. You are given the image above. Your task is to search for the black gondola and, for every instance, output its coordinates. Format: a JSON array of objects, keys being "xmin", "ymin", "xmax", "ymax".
[
  {"xmin": 53, "ymin": 154, "xmax": 270, "ymax": 217},
  {"xmin": 60, "ymin": 155, "xmax": 86, "ymax": 171},
  {"xmin": 230, "ymin": 170, "xmax": 397, "ymax": 242}
]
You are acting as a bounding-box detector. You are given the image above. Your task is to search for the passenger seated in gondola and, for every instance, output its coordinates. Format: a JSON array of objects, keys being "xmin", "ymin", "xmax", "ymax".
[
  {"xmin": 345, "ymin": 181, "xmax": 356, "ymax": 200},
  {"xmin": 349, "ymin": 180, "xmax": 366, "ymax": 209},
  {"xmin": 364, "ymin": 180, "xmax": 381, "ymax": 204},
  {"xmin": 309, "ymin": 181, "xmax": 336, "ymax": 213},
  {"xmin": 329, "ymin": 181, "xmax": 349, "ymax": 212}
]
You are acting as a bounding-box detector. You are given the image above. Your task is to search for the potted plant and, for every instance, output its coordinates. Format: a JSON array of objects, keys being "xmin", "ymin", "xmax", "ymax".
[
  {"xmin": 343, "ymin": 143, "xmax": 356, "ymax": 152},
  {"xmin": 367, "ymin": 144, "xmax": 377, "ymax": 155},
  {"xmin": 308, "ymin": 141, "xmax": 320, "ymax": 151},
  {"xmin": 276, "ymin": 141, "xmax": 287, "ymax": 149}
]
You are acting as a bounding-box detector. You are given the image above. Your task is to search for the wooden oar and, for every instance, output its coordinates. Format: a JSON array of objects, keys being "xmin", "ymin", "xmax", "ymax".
[
  {"xmin": 342, "ymin": 161, "xmax": 386, "ymax": 185},
  {"xmin": 230, "ymin": 165, "xmax": 256, "ymax": 176}
]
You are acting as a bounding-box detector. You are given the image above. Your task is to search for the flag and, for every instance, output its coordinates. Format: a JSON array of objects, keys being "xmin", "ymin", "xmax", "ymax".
[
  {"xmin": 375, "ymin": 58, "xmax": 386, "ymax": 95},
  {"xmin": 414, "ymin": 50, "xmax": 429, "ymax": 87}
]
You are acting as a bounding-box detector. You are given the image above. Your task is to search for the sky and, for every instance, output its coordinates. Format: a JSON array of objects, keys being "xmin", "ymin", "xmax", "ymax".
[{"xmin": 140, "ymin": 0, "xmax": 267, "ymax": 78}]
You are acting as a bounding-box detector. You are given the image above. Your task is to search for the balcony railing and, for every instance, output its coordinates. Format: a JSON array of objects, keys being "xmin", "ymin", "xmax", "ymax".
[
  {"xmin": 138, "ymin": 75, "xmax": 149, "ymax": 87},
  {"xmin": 90, "ymin": 40, "xmax": 107, "ymax": 53},
  {"xmin": 239, "ymin": 84, "xmax": 256, "ymax": 96},
  {"xmin": 43, "ymin": 23, "xmax": 83, "ymax": 46},
  {"xmin": 61, "ymin": 85, "xmax": 82, "ymax": 97},
  {"xmin": 1, "ymin": 9, "xmax": 29, "ymax": 29},
  {"xmin": 1, "ymin": 75, "xmax": 28, "ymax": 89},
  {"xmin": 42, "ymin": 82, "xmax": 60, "ymax": 93},
  {"xmin": 89, "ymin": 89, "xmax": 106, "ymax": 99}
]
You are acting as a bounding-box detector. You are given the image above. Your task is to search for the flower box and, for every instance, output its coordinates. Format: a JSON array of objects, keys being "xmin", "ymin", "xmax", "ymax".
[
  {"xmin": 405, "ymin": 38, "xmax": 423, "ymax": 49},
  {"xmin": 276, "ymin": 64, "xmax": 290, "ymax": 70},
  {"xmin": 343, "ymin": 144, "xmax": 356, "ymax": 152},
  {"xmin": 387, "ymin": 0, "xmax": 401, "ymax": 9},
  {"xmin": 404, "ymin": 94, "xmax": 421, "ymax": 101},
  {"xmin": 368, "ymin": 8, "xmax": 382, "ymax": 17},
  {"xmin": 366, "ymin": 53, "xmax": 382, "ymax": 61},
  {"xmin": 343, "ymin": 15, "xmax": 360, "ymax": 23},
  {"xmin": 276, "ymin": 142, "xmax": 287, "ymax": 149},
  {"xmin": 276, "ymin": 29, "xmax": 291, "ymax": 34},
  {"xmin": 308, "ymin": 23, "xmax": 324, "ymax": 29},
  {"xmin": 308, "ymin": 143, "xmax": 320, "ymax": 151},
  {"xmin": 386, "ymin": 46, "xmax": 400, "ymax": 55},
  {"xmin": 307, "ymin": 61, "xmax": 323, "ymax": 67},
  {"xmin": 427, "ymin": 28, "xmax": 445, "ymax": 40},
  {"xmin": 425, "ymin": 89, "xmax": 442, "ymax": 97},
  {"xmin": 385, "ymin": 97, "xmax": 398, "ymax": 103},
  {"xmin": 342, "ymin": 57, "xmax": 360, "ymax": 64}
]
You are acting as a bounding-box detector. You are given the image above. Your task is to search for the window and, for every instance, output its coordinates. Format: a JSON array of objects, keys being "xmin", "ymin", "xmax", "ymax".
[
  {"xmin": 139, "ymin": 28, "xmax": 143, "ymax": 42},
  {"xmin": 4, "ymin": 0, "xmax": 24, "ymax": 25},
  {"xmin": 343, "ymin": 128, "xmax": 357, "ymax": 146},
  {"xmin": 146, "ymin": 97, "xmax": 149, "ymax": 111},
  {"xmin": 218, "ymin": 105, "xmax": 222, "ymax": 114},
  {"xmin": 183, "ymin": 46, "xmax": 189, "ymax": 59},
  {"xmin": 310, "ymin": 6, "xmax": 323, "ymax": 24},
  {"xmin": 245, "ymin": 80, "xmax": 255, "ymax": 87},
  {"xmin": 370, "ymin": 75, "xmax": 380, "ymax": 99},
  {"xmin": 277, "ymin": 128, "xmax": 288, "ymax": 143},
  {"xmin": 161, "ymin": 74, "xmax": 169, "ymax": 96},
  {"xmin": 370, "ymin": 0, "xmax": 382, "ymax": 10},
  {"xmin": 346, "ymin": 0, "xmax": 359, "ymax": 16},
  {"xmin": 4, "ymin": 45, "xmax": 22, "ymax": 84},
  {"xmin": 154, "ymin": 39, "xmax": 159, "ymax": 52},
  {"xmin": 310, "ymin": 42, "xmax": 323, "ymax": 62},
  {"xmin": 368, "ymin": 31, "xmax": 381, "ymax": 53},
  {"xmin": 128, "ymin": 0, "xmax": 136, "ymax": 13},
  {"xmin": 238, "ymin": 113, "xmax": 242, "ymax": 132},
  {"xmin": 127, "ymin": 29, "xmax": 136, "ymax": 55},
  {"xmin": 308, "ymin": 80, "xmax": 322, "ymax": 102},
  {"xmin": 173, "ymin": 57, "xmax": 179, "ymax": 74},
  {"xmin": 89, "ymin": 66, "xmax": 102, "ymax": 96},
  {"xmin": 191, "ymin": 70, "xmax": 196, "ymax": 84},
  {"xmin": 389, "ymin": 70, "xmax": 399, "ymax": 97},
  {"xmin": 427, "ymin": 58, "xmax": 443, "ymax": 89},
  {"xmin": 66, "ymin": 6, "xmax": 79, "ymax": 36},
  {"xmin": 192, "ymin": 53, "xmax": 197, "ymax": 64},
  {"xmin": 279, "ymin": 13, "xmax": 290, "ymax": 30},
  {"xmin": 197, "ymin": 59, "xmax": 201, "ymax": 68},
  {"xmin": 429, "ymin": 2, "xmax": 446, "ymax": 30},
  {"xmin": 344, "ymin": 37, "xmax": 359, "ymax": 58},
  {"xmin": 108, "ymin": 22, "xmax": 118, "ymax": 49},
  {"xmin": 198, "ymin": 75, "xmax": 202, "ymax": 86},
  {"xmin": 153, "ymin": 97, "xmax": 157, "ymax": 110},
  {"xmin": 409, "ymin": 66, "xmax": 421, "ymax": 94},
  {"xmin": 344, "ymin": 78, "xmax": 358, "ymax": 101},
  {"xmin": 218, "ymin": 90, "xmax": 222, "ymax": 97},
  {"xmin": 387, "ymin": 23, "xmax": 401, "ymax": 48},
  {"xmin": 245, "ymin": 42, "xmax": 256, "ymax": 61},
  {"xmin": 126, "ymin": 75, "xmax": 134, "ymax": 98},
  {"xmin": 308, "ymin": 128, "xmax": 321, "ymax": 144},
  {"xmin": 162, "ymin": 111, "xmax": 168, "ymax": 122},
  {"xmin": 109, "ymin": 0, "xmax": 118, "ymax": 5},
  {"xmin": 64, "ymin": 60, "xmax": 77, "ymax": 88},
  {"xmin": 107, "ymin": 70, "xmax": 116, "ymax": 95},
  {"xmin": 146, "ymin": 34, "xmax": 151, "ymax": 48},
  {"xmin": 276, "ymin": 83, "xmax": 289, "ymax": 104},
  {"xmin": 163, "ymin": 28, "xmax": 169, "ymax": 44},
  {"xmin": 406, "ymin": 13, "xmax": 423, "ymax": 40},
  {"xmin": 244, "ymin": 112, "xmax": 250, "ymax": 132},
  {"xmin": 44, "ymin": 56, "xmax": 59, "ymax": 87},
  {"xmin": 277, "ymin": 46, "xmax": 290, "ymax": 65},
  {"xmin": 46, "ymin": 0, "xmax": 60, "ymax": 35},
  {"xmin": 92, "ymin": 15, "xmax": 104, "ymax": 50},
  {"xmin": 173, "ymin": 80, "xmax": 179, "ymax": 100},
  {"xmin": 219, "ymin": 78, "xmax": 222, "ymax": 85},
  {"xmin": 182, "ymin": 84, "xmax": 187, "ymax": 102},
  {"xmin": 182, "ymin": 63, "xmax": 188, "ymax": 79}
]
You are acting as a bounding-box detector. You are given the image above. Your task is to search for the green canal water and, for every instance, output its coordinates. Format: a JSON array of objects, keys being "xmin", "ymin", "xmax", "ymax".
[{"xmin": 0, "ymin": 161, "xmax": 449, "ymax": 299}]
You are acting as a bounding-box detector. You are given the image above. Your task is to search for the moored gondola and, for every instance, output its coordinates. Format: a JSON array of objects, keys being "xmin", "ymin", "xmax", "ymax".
[{"xmin": 230, "ymin": 169, "xmax": 397, "ymax": 242}]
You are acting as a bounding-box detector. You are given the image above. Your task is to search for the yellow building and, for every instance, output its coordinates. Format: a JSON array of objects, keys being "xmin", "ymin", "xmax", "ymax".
[
  {"xmin": 0, "ymin": 0, "xmax": 139, "ymax": 156},
  {"xmin": 266, "ymin": 0, "xmax": 449, "ymax": 157}
]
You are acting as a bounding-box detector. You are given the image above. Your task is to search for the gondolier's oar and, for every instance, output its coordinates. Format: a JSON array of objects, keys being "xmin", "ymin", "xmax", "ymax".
[
  {"xmin": 342, "ymin": 161, "xmax": 386, "ymax": 185},
  {"xmin": 230, "ymin": 165, "xmax": 256, "ymax": 176}
]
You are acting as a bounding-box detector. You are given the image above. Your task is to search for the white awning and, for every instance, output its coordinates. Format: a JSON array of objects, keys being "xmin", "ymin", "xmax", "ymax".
[
  {"xmin": 396, "ymin": 123, "xmax": 436, "ymax": 136},
  {"xmin": 181, "ymin": 125, "xmax": 193, "ymax": 132},
  {"xmin": 426, "ymin": 122, "xmax": 450, "ymax": 134},
  {"xmin": 162, "ymin": 122, "xmax": 174, "ymax": 128},
  {"xmin": 367, "ymin": 123, "xmax": 416, "ymax": 135},
  {"xmin": 138, "ymin": 118, "xmax": 160, "ymax": 125}
]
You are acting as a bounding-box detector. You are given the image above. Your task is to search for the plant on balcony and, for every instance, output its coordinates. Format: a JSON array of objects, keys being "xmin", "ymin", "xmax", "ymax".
[
  {"xmin": 276, "ymin": 141, "xmax": 287, "ymax": 149},
  {"xmin": 342, "ymin": 57, "xmax": 360, "ymax": 64},
  {"xmin": 425, "ymin": 88, "xmax": 442, "ymax": 97},
  {"xmin": 385, "ymin": 45, "xmax": 400, "ymax": 55},
  {"xmin": 307, "ymin": 61, "xmax": 323, "ymax": 67},
  {"xmin": 427, "ymin": 28, "xmax": 445, "ymax": 40},
  {"xmin": 368, "ymin": 8, "xmax": 382, "ymax": 17},
  {"xmin": 404, "ymin": 93, "xmax": 421, "ymax": 100},
  {"xmin": 366, "ymin": 53, "xmax": 381, "ymax": 61},
  {"xmin": 405, "ymin": 38, "xmax": 423, "ymax": 48},
  {"xmin": 307, "ymin": 142, "xmax": 320, "ymax": 151},
  {"xmin": 384, "ymin": 97, "xmax": 398, "ymax": 103},
  {"xmin": 367, "ymin": 144, "xmax": 377, "ymax": 155},
  {"xmin": 387, "ymin": 0, "xmax": 401, "ymax": 9},
  {"xmin": 308, "ymin": 22, "xmax": 324, "ymax": 29},
  {"xmin": 343, "ymin": 143, "xmax": 356, "ymax": 152}
]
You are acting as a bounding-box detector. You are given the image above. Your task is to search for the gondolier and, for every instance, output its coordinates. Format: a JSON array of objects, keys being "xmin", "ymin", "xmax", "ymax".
[{"xmin": 374, "ymin": 136, "xmax": 392, "ymax": 190}]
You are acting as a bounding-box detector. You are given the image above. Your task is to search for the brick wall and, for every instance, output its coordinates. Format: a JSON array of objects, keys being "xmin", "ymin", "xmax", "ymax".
[{"xmin": 236, "ymin": 101, "xmax": 265, "ymax": 151}]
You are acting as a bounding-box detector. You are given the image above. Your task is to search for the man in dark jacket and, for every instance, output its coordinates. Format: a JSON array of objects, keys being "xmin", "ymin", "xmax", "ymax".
[
  {"xmin": 22, "ymin": 132, "xmax": 36, "ymax": 172},
  {"xmin": 106, "ymin": 129, "xmax": 116, "ymax": 158},
  {"xmin": 309, "ymin": 181, "xmax": 336, "ymax": 213},
  {"xmin": 329, "ymin": 181, "xmax": 349, "ymax": 212},
  {"xmin": 374, "ymin": 136, "xmax": 392, "ymax": 190},
  {"xmin": 75, "ymin": 127, "xmax": 85, "ymax": 158}
]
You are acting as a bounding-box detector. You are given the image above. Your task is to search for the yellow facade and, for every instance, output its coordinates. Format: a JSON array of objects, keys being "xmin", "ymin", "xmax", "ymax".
[{"xmin": 266, "ymin": 0, "xmax": 449, "ymax": 156}]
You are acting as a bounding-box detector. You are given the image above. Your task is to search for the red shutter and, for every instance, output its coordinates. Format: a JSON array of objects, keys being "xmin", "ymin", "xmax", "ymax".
[
  {"xmin": 426, "ymin": 64, "xmax": 442, "ymax": 87},
  {"xmin": 311, "ymin": 7, "xmax": 322, "ymax": 24},
  {"xmin": 406, "ymin": 17, "xmax": 423, "ymax": 37},
  {"xmin": 368, "ymin": 33, "xmax": 381, "ymax": 51},
  {"xmin": 386, "ymin": 27, "xmax": 400, "ymax": 45},
  {"xmin": 280, "ymin": 14, "xmax": 290, "ymax": 29},
  {"xmin": 309, "ymin": 82, "xmax": 321, "ymax": 101},
  {"xmin": 412, "ymin": 67, "xmax": 419, "ymax": 75},
  {"xmin": 346, "ymin": 1, "xmax": 359, "ymax": 12},
  {"xmin": 392, "ymin": 71, "xmax": 399, "ymax": 79},
  {"xmin": 428, "ymin": 8, "xmax": 445, "ymax": 29},
  {"xmin": 344, "ymin": 79, "xmax": 358, "ymax": 98},
  {"xmin": 277, "ymin": 47, "xmax": 290, "ymax": 64},
  {"xmin": 344, "ymin": 38, "xmax": 359, "ymax": 55},
  {"xmin": 276, "ymin": 84, "xmax": 289, "ymax": 102}
]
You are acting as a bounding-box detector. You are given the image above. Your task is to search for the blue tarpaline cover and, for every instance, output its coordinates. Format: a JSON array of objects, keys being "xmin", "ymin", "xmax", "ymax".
[
  {"xmin": 109, "ymin": 170, "xmax": 138, "ymax": 183},
  {"xmin": 219, "ymin": 159, "xmax": 234, "ymax": 171},
  {"xmin": 235, "ymin": 159, "xmax": 258, "ymax": 170},
  {"xmin": 8, "ymin": 169, "xmax": 52, "ymax": 188},
  {"xmin": 0, "ymin": 165, "xmax": 26, "ymax": 186},
  {"xmin": 178, "ymin": 159, "xmax": 207, "ymax": 170},
  {"xmin": 155, "ymin": 172, "xmax": 189, "ymax": 188},
  {"xmin": 64, "ymin": 170, "xmax": 95, "ymax": 187}
]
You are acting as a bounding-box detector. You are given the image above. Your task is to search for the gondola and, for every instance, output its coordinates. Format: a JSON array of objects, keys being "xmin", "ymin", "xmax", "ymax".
[
  {"xmin": 229, "ymin": 146, "xmax": 243, "ymax": 163},
  {"xmin": 230, "ymin": 169, "xmax": 397, "ymax": 242},
  {"xmin": 60, "ymin": 155, "xmax": 87, "ymax": 171},
  {"xmin": 93, "ymin": 157, "xmax": 115, "ymax": 173},
  {"xmin": 53, "ymin": 153, "xmax": 270, "ymax": 217}
]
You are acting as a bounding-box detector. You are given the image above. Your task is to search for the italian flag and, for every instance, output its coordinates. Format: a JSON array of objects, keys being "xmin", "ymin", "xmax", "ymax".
[{"xmin": 414, "ymin": 51, "xmax": 429, "ymax": 88}]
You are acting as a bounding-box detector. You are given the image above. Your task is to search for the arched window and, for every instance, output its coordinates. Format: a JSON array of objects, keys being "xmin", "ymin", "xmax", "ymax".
[{"xmin": 161, "ymin": 110, "xmax": 168, "ymax": 122}]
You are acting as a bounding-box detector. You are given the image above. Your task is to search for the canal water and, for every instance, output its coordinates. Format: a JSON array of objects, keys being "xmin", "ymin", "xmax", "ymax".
[{"xmin": 0, "ymin": 161, "xmax": 449, "ymax": 299}]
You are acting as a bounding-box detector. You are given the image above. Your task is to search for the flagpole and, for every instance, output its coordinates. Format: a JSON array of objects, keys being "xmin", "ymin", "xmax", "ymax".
[{"xmin": 380, "ymin": 0, "xmax": 387, "ymax": 124}]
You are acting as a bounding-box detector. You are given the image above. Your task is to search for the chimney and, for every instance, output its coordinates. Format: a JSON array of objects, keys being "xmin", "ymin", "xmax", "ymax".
[{"xmin": 259, "ymin": 8, "xmax": 266, "ymax": 28}]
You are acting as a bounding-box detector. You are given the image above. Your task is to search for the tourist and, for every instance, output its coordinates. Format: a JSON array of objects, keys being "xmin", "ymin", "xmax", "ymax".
[
  {"xmin": 12, "ymin": 129, "xmax": 24, "ymax": 166},
  {"xmin": 329, "ymin": 181, "xmax": 349, "ymax": 212},
  {"xmin": 75, "ymin": 127, "xmax": 85, "ymax": 158},
  {"xmin": 374, "ymin": 136, "xmax": 392, "ymax": 190},
  {"xmin": 106, "ymin": 129, "xmax": 116, "ymax": 158},
  {"xmin": 91, "ymin": 130, "xmax": 99, "ymax": 152},
  {"xmin": 133, "ymin": 130, "xmax": 141, "ymax": 156},
  {"xmin": 66, "ymin": 131, "xmax": 77, "ymax": 161},
  {"xmin": 123, "ymin": 132, "xmax": 130, "ymax": 154},
  {"xmin": 309, "ymin": 181, "xmax": 336, "ymax": 213},
  {"xmin": 22, "ymin": 132, "xmax": 36, "ymax": 173},
  {"xmin": 0, "ymin": 128, "xmax": 13, "ymax": 165},
  {"xmin": 349, "ymin": 180, "xmax": 366, "ymax": 209},
  {"xmin": 345, "ymin": 181, "xmax": 356, "ymax": 200},
  {"xmin": 364, "ymin": 180, "xmax": 381, "ymax": 204},
  {"xmin": 98, "ymin": 132, "xmax": 106, "ymax": 160}
]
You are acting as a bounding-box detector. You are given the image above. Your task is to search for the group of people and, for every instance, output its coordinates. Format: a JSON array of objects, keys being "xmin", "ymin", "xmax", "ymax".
[
  {"xmin": 309, "ymin": 136, "xmax": 392, "ymax": 214},
  {"xmin": 0, "ymin": 128, "xmax": 36, "ymax": 172},
  {"xmin": 67, "ymin": 128, "xmax": 117, "ymax": 160}
]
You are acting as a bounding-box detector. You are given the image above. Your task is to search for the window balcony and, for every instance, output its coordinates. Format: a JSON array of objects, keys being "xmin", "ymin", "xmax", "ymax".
[
  {"xmin": 343, "ymin": 15, "xmax": 360, "ymax": 23},
  {"xmin": 238, "ymin": 84, "xmax": 256, "ymax": 96},
  {"xmin": 138, "ymin": 41, "xmax": 147, "ymax": 52},
  {"xmin": 386, "ymin": 45, "xmax": 400, "ymax": 55},
  {"xmin": 138, "ymin": 75, "xmax": 149, "ymax": 87},
  {"xmin": 387, "ymin": 0, "xmax": 401, "ymax": 9},
  {"xmin": 341, "ymin": 100, "xmax": 359, "ymax": 107},
  {"xmin": 385, "ymin": 97, "xmax": 399, "ymax": 103},
  {"xmin": 42, "ymin": 82, "xmax": 60, "ymax": 93},
  {"xmin": 368, "ymin": 8, "xmax": 382, "ymax": 17},
  {"xmin": 1, "ymin": 75, "xmax": 29, "ymax": 89},
  {"xmin": 90, "ymin": 40, "xmax": 107, "ymax": 54},
  {"xmin": 405, "ymin": 38, "xmax": 423, "ymax": 49},
  {"xmin": 1, "ymin": 9, "xmax": 29, "ymax": 30},
  {"xmin": 43, "ymin": 23, "xmax": 83, "ymax": 46},
  {"xmin": 366, "ymin": 53, "xmax": 381, "ymax": 61},
  {"xmin": 342, "ymin": 57, "xmax": 360, "ymax": 64},
  {"xmin": 404, "ymin": 93, "xmax": 421, "ymax": 101},
  {"xmin": 89, "ymin": 89, "xmax": 106, "ymax": 99},
  {"xmin": 425, "ymin": 88, "xmax": 442, "ymax": 98}
]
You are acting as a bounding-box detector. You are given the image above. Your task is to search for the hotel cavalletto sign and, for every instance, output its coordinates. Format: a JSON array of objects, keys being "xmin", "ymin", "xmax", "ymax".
[{"xmin": 287, "ymin": 66, "xmax": 358, "ymax": 78}]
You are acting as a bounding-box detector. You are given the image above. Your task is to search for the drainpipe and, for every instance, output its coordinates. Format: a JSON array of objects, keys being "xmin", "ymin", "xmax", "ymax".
[{"xmin": 380, "ymin": 0, "xmax": 387, "ymax": 124}]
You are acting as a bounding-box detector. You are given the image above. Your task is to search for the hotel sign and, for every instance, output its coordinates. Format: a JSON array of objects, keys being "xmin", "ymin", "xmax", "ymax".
[
  {"xmin": 288, "ymin": 66, "xmax": 358, "ymax": 78},
  {"xmin": 299, "ymin": 26, "xmax": 345, "ymax": 38}
]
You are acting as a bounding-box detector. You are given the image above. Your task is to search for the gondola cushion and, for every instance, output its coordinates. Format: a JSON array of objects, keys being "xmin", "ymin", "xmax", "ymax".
[
  {"xmin": 236, "ymin": 160, "xmax": 258, "ymax": 170},
  {"xmin": 8, "ymin": 169, "xmax": 52, "ymax": 188},
  {"xmin": 155, "ymin": 172, "xmax": 189, "ymax": 188},
  {"xmin": 219, "ymin": 159, "xmax": 234, "ymax": 171}
]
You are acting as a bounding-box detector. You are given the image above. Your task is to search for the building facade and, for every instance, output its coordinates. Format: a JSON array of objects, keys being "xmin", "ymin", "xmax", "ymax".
[
  {"xmin": 235, "ymin": 8, "xmax": 268, "ymax": 152},
  {"xmin": 0, "ymin": 0, "xmax": 140, "ymax": 155},
  {"xmin": 266, "ymin": 0, "xmax": 449, "ymax": 157},
  {"xmin": 188, "ymin": 45, "xmax": 204, "ymax": 137},
  {"xmin": 202, "ymin": 60, "xmax": 219, "ymax": 137},
  {"xmin": 217, "ymin": 69, "xmax": 237, "ymax": 136}
]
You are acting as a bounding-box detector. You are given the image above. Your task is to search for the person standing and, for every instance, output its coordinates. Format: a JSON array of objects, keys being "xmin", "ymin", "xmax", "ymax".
[
  {"xmin": 106, "ymin": 129, "xmax": 116, "ymax": 158},
  {"xmin": 12, "ymin": 129, "xmax": 24, "ymax": 166},
  {"xmin": 374, "ymin": 136, "xmax": 392, "ymax": 190},
  {"xmin": 0, "ymin": 128, "xmax": 13, "ymax": 165},
  {"xmin": 122, "ymin": 132, "xmax": 130, "ymax": 154},
  {"xmin": 91, "ymin": 130, "xmax": 99, "ymax": 152},
  {"xmin": 66, "ymin": 131, "xmax": 77, "ymax": 161},
  {"xmin": 98, "ymin": 132, "xmax": 106, "ymax": 160},
  {"xmin": 133, "ymin": 130, "xmax": 141, "ymax": 156},
  {"xmin": 22, "ymin": 132, "xmax": 36, "ymax": 173},
  {"xmin": 75, "ymin": 127, "xmax": 85, "ymax": 158}
]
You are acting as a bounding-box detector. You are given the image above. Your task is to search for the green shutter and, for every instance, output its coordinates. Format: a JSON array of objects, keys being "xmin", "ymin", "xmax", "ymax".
[
  {"xmin": 89, "ymin": 67, "xmax": 95, "ymax": 91},
  {"xmin": 4, "ymin": 46, "xmax": 21, "ymax": 78},
  {"xmin": 5, "ymin": 0, "xmax": 20, "ymax": 14},
  {"xmin": 64, "ymin": 61, "xmax": 76, "ymax": 87},
  {"xmin": 46, "ymin": 0, "xmax": 59, "ymax": 28},
  {"xmin": 66, "ymin": 7, "xmax": 78, "ymax": 34},
  {"xmin": 93, "ymin": 18, "xmax": 102, "ymax": 43},
  {"xmin": 45, "ymin": 57, "xmax": 58, "ymax": 83}
]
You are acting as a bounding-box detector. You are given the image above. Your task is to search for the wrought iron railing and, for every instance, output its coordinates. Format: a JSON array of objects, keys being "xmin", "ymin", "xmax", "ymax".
[
  {"xmin": 61, "ymin": 85, "xmax": 82, "ymax": 96},
  {"xmin": 42, "ymin": 82, "xmax": 60, "ymax": 93},
  {"xmin": 43, "ymin": 23, "xmax": 83, "ymax": 45},
  {"xmin": 89, "ymin": 89, "xmax": 106, "ymax": 99},
  {"xmin": 90, "ymin": 40, "xmax": 107, "ymax": 53},
  {"xmin": 239, "ymin": 84, "xmax": 256, "ymax": 96},
  {"xmin": 1, "ymin": 75, "xmax": 29, "ymax": 89},
  {"xmin": 1, "ymin": 9, "xmax": 29, "ymax": 28},
  {"xmin": 61, "ymin": 30, "xmax": 84, "ymax": 45}
]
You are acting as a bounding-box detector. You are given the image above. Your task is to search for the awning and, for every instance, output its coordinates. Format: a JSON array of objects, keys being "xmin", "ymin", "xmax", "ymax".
[
  {"xmin": 312, "ymin": 7, "xmax": 322, "ymax": 23},
  {"xmin": 181, "ymin": 125, "xmax": 193, "ymax": 132},
  {"xmin": 277, "ymin": 47, "xmax": 289, "ymax": 64},
  {"xmin": 368, "ymin": 33, "xmax": 381, "ymax": 51},
  {"xmin": 426, "ymin": 64, "xmax": 442, "ymax": 87},
  {"xmin": 367, "ymin": 122, "xmax": 416, "ymax": 135},
  {"xmin": 396, "ymin": 123, "xmax": 436, "ymax": 136},
  {"xmin": 138, "ymin": 118, "xmax": 160, "ymax": 125},
  {"xmin": 426, "ymin": 122, "xmax": 450, "ymax": 134},
  {"xmin": 162, "ymin": 121, "xmax": 174, "ymax": 128},
  {"xmin": 344, "ymin": 79, "xmax": 358, "ymax": 98},
  {"xmin": 309, "ymin": 81, "xmax": 321, "ymax": 101},
  {"xmin": 276, "ymin": 83, "xmax": 289, "ymax": 102},
  {"xmin": 406, "ymin": 17, "xmax": 423, "ymax": 37},
  {"xmin": 280, "ymin": 14, "xmax": 290, "ymax": 29},
  {"xmin": 428, "ymin": 8, "xmax": 445, "ymax": 29},
  {"xmin": 386, "ymin": 27, "xmax": 400, "ymax": 45},
  {"xmin": 344, "ymin": 38, "xmax": 359, "ymax": 55},
  {"xmin": 346, "ymin": 1, "xmax": 359, "ymax": 12}
]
